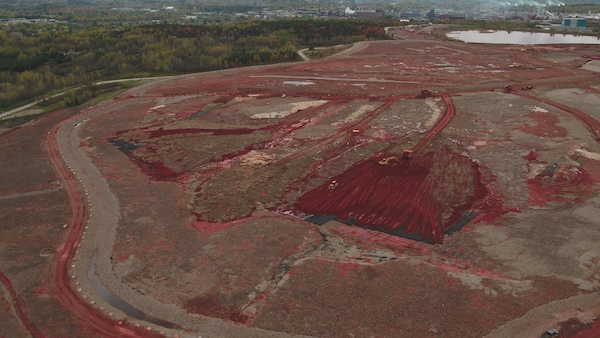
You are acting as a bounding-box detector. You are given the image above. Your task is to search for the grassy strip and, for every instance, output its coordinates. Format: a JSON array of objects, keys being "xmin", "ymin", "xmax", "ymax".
[{"xmin": 0, "ymin": 81, "xmax": 142, "ymax": 129}]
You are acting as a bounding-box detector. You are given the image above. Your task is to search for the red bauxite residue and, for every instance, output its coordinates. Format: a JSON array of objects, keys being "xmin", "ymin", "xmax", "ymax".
[
  {"xmin": 470, "ymin": 188, "xmax": 519, "ymax": 225},
  {"xmin": 526, "ymin": 165, "xmax": 593, "ymax": 207},
  {"xmin": 0, "ymin": 270, "xmax": 43, "ymax": 337},
  {"xmin": 295, "ymin": 148, "xmax": 501, "ymax": 243},
  {"xmin": 192, "ymin": 213, "xmax": 264, "ymax": 233},
  {"xmin": 183, "ymin": 294, "xmax": 249, "ymax": 324},
  {"xmin": 337, "ymin": 262, "xmax": 361, "ymax": 279},
  {"xmin": 523, "ymin": 151, "xmax": 538, "ymax": 161},
  {"xmin": 522, "ymin": 134, "xmax": 596, "ymax": 207},
  {"xmin": 332, "ymin": 225, "xmax": 431, "ymax": 253},
  {"xmin": 518, "ymin": 111, "xmax": 567, "ymax": 138},
  {"xmin": 146, "ymin": 127, "xmax": 255, "ymax": 138},
  {"xmin": 135, "ymin": 160, "xmax": 178, "ymax": 180},
  {"xmin": 193, "ymin": 220, "xmax": 237, "ymax": 233},
  {"xmin": 572, "ymin": 316, "xmax": 600, "ymax": 338},
  {"xmin": 220, "ymin": 143, "xmax": 262, "ymax": 162},
  {"xmin": 580, "ymin": 157, "xmax": 600, "ymax": 184},
  {"xmin": 32, "ymin": 286, "xmax": 49, "ymax": 295}
]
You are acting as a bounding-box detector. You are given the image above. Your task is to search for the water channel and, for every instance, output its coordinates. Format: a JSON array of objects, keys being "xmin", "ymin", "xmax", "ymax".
[
  {"xmin": 447, "ymin": 30, "xmax": 600, "ymax": 44},
  {"xmin": 88, "ymin": 250, "xmax": 179, "ymax": 329}
]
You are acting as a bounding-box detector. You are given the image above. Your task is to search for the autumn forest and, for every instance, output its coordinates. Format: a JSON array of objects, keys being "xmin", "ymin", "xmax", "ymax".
[{"xmin": 0, "ymin": 19, "xmax": 394, "ymax": 111}]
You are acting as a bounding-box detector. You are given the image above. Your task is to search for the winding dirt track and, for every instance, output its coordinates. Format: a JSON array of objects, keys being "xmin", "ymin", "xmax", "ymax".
[
  {"xmin": 46, "ymin": 116, "xmax": 149, "ymax": 337},
  {"xmin": 9, "ymin": 38, "xmax": 598, "ymax": 336},
  {"xmin": 516, "ymin": 92, "xmax": 600, "ymax": 141},
  {"xmin": 42, "ymin": 93, "xmax": 298, "ymax": 338},
  {"xmin": 412, "ymin": 95, "xmax": 455, "ymax": 154},
  {"xmin": 42, "ymin": 86, "xmax": 595, "ymax": 338}
]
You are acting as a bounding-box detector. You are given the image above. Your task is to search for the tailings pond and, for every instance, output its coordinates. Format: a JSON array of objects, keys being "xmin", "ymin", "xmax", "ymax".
[{"xmin": 447, "ymin": 30, "xmax": 600, "ymax": 44}]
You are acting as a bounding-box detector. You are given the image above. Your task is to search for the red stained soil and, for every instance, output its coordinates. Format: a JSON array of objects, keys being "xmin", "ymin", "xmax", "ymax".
[
  {"xmin": 524, "ymin": 151, "xmax": 538, "ymax": 161},
  {"xmin": 192, "ymin": 219, "xmax": 238, "ymax": 234},
  {"xmin": 413, "ymin": 95, "xmax": 456, "ymax": 154},
  {"xmin": 136, "ymin": 160, "xmax": 179, "ymax": 181},
  {"xmin": 146, "ymin": 128, "xmax": 256, "ymax": 138},
  {"xmin": 526, "ymin": 165, "xmax": 593, "ymax": 207},
  {"xmin": 556, "ymin": 317, "xmax": 595, "ymax": 337},
  {"xmin": 220, "ymin": 143, "xmax": 262, "ymax": 162},
  {"xmin": 183, "ymin": 294, "xmax": 249, "ymax": 324},
  {"xmin": 295, "ymin": 148, "xmax": 492, "ymax": 243},
  {"xmin": 0, "ymin": 270, "xmax": 43, "ymax": 337},
  {"xmin": 517, "ymin": 92, "xmax": 600, "ymax": 141},
  {"xmin": 571, "ymin": 316, "xmax": 600, "ymax": 338},
  {"xmin": 518, "ymin": 111, "xmax": 568, "ymax": 138},
  {"xmin": 581, "ymin": 159, "xmax": 600, "ymax": 184},
  {"xmin": 4, "ymin": 37, "xmax": 599, "ymax": 338}
]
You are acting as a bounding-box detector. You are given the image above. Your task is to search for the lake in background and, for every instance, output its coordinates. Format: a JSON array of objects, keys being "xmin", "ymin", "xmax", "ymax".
[{"xmin": 446, "ymin": 30, "xmax": 600, "ymax": 45}]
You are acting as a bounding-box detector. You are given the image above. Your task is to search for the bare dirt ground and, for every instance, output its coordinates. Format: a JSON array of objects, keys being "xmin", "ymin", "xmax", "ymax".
[
  {"xmin": 0, "ymin": 107, "xmax": 102, "ymax": 337},
  {"xmin": 2, "ymin": 33, "xmax": 600, "ymax": 338}
]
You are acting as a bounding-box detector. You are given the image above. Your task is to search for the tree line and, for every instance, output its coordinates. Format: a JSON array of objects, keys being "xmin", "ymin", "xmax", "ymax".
[{"xmin": 0, "ymin": 18, "xmax": 394, "ymax": 111}]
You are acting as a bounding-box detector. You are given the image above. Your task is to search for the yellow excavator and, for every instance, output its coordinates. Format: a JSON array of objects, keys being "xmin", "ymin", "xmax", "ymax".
[
  {"xmin": 378, "ymin": 150, "xmax": 413, "ymax": 165},
  {"xmin": 378, "ymin": 156, "xmax": 399, "ymax": 165}
]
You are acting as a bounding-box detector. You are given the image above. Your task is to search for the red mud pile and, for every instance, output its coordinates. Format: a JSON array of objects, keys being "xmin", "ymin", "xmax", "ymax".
[{"xmin": 295, "ymin": 148, "xmax": 504, "ymax": 243}]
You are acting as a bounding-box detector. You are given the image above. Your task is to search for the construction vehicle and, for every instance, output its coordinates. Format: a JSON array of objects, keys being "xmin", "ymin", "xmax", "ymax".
[{"xmin": 378, "ymin": 156, "xmax": 399, "ymax": 165}]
